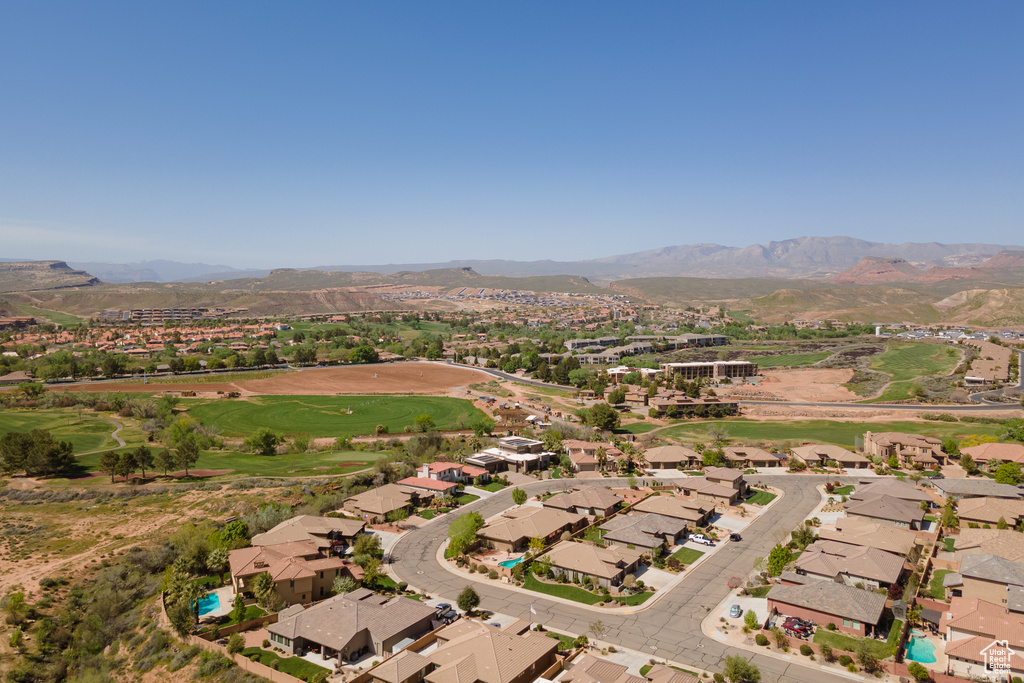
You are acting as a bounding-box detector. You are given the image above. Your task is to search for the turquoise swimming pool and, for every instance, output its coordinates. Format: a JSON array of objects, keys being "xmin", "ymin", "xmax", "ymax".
[
  {"xmin": 195, "ymin": 592, "xmax": 220, "ymax": 616},
  {"xmin": 498, "ymin": 558, "xmax": 525, "ymax": 568},
  {"xmin": 905, "ymin": 636, "xmax": 937, "ymax": 664}
]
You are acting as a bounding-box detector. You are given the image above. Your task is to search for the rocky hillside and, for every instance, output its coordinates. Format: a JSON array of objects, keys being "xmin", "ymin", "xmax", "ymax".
[{"xmin": 0, "ymin": 260, "xmax": 100, "ymax": 293}]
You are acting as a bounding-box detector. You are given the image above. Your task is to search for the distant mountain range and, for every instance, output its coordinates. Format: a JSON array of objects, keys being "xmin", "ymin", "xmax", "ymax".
[{"xmin": 55, "ymin": 236, "xmax": 1024, "ymax": 283}]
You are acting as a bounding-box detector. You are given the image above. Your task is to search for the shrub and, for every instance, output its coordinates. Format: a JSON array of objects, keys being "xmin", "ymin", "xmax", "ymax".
[
  {"xmin": 907, "ymin": 661, "xmax": 931, "ymax": 681},
  {"xmin": 755, "ymin": 634, "xmax": 769, "ymax": 646},
  {"xmin": 713, "ymin": 675, "xmax": 725, "ymax": 683},
  {"xmin": 827, "ymin": 622, "xmax": 836, "ymax": 630},
  {"xmin": 799, "ymin": 644, "xmax": 812, "ymax": 656},
  {"xmin": 838, "ymin": 655, "xmax": 852, "ymax": 666},
  {"xmin": 818, "ymin": 643, "xmax": 833, "ymax": 661},
  {"xmin": 488, "ymin": 570, "xmax": 498, "ymax": 580}
]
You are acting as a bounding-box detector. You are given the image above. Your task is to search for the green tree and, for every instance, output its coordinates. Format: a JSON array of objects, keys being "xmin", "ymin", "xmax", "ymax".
[
  {"xmin": 134, "ymin": 445, "xmax": 155, "ymax": 479},
  {"xmin": 175, "ymin": 435, "xmax": 200, "ymax": 477},
  {"xmin": 940, "ymin": 500, "xmax": 959, "ymax": 528},
  {"xmin": 702, "ymin": 449, "xmax": 726, "ymax": 468},
  {"xmin": 227, "ymin": 633, "xmax": 245, "ymax": 655},
  {"xmin": 959, "ymin": 452, "xmax": 978, "ymax": 475},
  {"xmin": 0, "ymin": 429, "xmax": 74, "ymax": 477},
  {"xmin": 512, "ymin": 488, "xmax": 527, "ymax": 506},
  {"xmin": 362, "ymin": 558, "xmax": 382, "ymax": 588},
  {"xmin": 744, "ymin": 609, "xmax": 759, "ymax": 630},
  {"xmin": 722, "ymin": 655, "xmax": 761, "ymax": 683},
  {"xmin": 100, "ymin": 450, "xmax": 121, "ymax": 483},
  {"xmin": 354, "ymin": 533, "xmax": 384, "ymax": 559},
  {"xmin": 996, "ymin": 462, "xmax": 1023, "ymax": 485},
  {"xmin": 243, "ymin": 426, "xmax": 283, "ymax": 456},
  {"xmin": 207, "ymin": 547, "xmax": 229, "ymax": 581},
  {"xmin": 350, "ymin": 345, "xmax": 379, "ymax": 364},
  {"xmin": 414, "ymin": 414, "xmax": 436, "ymax": 432},
  {"xmin": 333, "ymin": 576, "xmax": 358, "ymax": 594},
  {"xmin": 457, "ymin": 585, "xmax": 480, "ymax": 613},
  {"xmin": 116, "ymin": 449, "xmax": 138, "ymax": 481},
  {"xmin": 855, "ymin": 639, "xmax": 878, "ymax": 672},
  {"xmin": 448, "ymin": 512, "xmax": 484, "ymax": 556},
  {"xmin": 906, "ymin": 661, "xmax": 931, "ymax": 681},
  {"xmin": 251, "ymin": 571, "xmax": 276, "ymax": 609},
  {"xmin": 222, "ymin": 520, "xmax": 251, "ymax": 548},
  {"xmin": 586, "ymin": 403, "xmax": 620, "ymax": 431},
  {"xmin": 229, "ymin": 592, "xmax": 246, "ymax": 624},
  {"xmin": 607, "ymin": 386, "xmax": 627, "ymax": 404},
  {"xmin": 767, "ymin": 544, "xmax": 792, "ymax": 576},
  {"xmin": 157, "ymin": 447, "xmax": 176, "ymax": 475}
]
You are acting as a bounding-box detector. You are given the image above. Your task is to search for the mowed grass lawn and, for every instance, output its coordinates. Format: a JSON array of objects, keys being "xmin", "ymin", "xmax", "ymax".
[
  {"xmin": 187, "ymin": 394, "xmax": 487, "ymax": 437},
  {"xmin": 72, "ymin": 447, "xmax": 379, "ymax": 480},
  {"xmin": 660, "ymin": 419, "xmax": 1003, "ymax": 448},
  {"xmin": 755, "ymin": 352, "xmax": 832, "ymax": 368},
  {"xmin": 871, "ymin": 342, "xmax": 959, "ymax": 382},
  {"xmin": 0, "ymin": 410, "xmax": 119, "ymax": 453},
  {"xmin": 812, "ymin": 619, "xmax": 902, "ymax": 660}
]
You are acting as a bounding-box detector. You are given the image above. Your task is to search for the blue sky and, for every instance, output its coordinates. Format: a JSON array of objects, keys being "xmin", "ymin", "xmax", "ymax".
[{"xmin": 1, "ymin": 2, "xmax": 1022, "ymax": 268}]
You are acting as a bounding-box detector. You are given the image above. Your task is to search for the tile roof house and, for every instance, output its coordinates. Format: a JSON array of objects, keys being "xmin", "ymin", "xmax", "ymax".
[
  {"xmin": 861, "ymin": 431, "xmax": 947, "ymax": 467},
  {"xmin": 957, "ymin": 497, "xmax": 1024, "ymax": 527},
  {"xmin": 850, "ymin": 479, "xmax": 931, "ymax": 503},
  {"xmin": 642, "ymin": 665, "xmax": 700, "ymax": 683},
  {"xmin": 942, "ymin": 597, "xmax": 1024, "ymax": 679},
  {"xmin": 631, "ymin": 495, "xmax": 714, "ymax": 528},
  {"xmin": 961, "ymin": 442, "xmax": 1024, "ymax": 466},
  {"xmin": 344, "ymin": 484, "xmax": 425, "ymax": 523},
  {"xmin": 561, "ymin": 440, "xmax": 624, "ymax": 473},
  {"xmin": 558, "ymin": 654, "xmax": 647, "ymax": 683},
  {"xmin": 791, "ymin": 444, "xmax": 871, "ymax": 469},
  {"xmin": 767, "ymin": 582, "xmax": 887, "ymax": 637},
  {"xmin": 794, "ymin": 540, "xmax": 904, "ymax": 589},
  {"xmin": 722, "ymin": 446, "xmax": 786, "ymax": 468},
  {"xmin": 229, "ymin": 540, "xmax": 363, "ymax": 606},
  {"xmin": 541, "ymin": 540, "xmax": 645, "ymax": 588},
  {"xmin": 478, "ymin": 507, "xmax": 587, "ymax": 553},
  {"xmin": 931, "ymin": 478, "xmax": 1024, "ymax": 501},
  {"xmin": 268, "ymin": 588, "xmax": 437, "ymax": 662},
  {"xmin": 251, "ymin": 515, "xmax": 366, "ymax": 551},
  {"xmin": 817, "ymin": 518, "xmax": 918, "ymax": 558},
  {"xmin": 598, "ymin": 513, "xmax": 688, "ymax": 551},
  {"xmin": 673, "ymin": 468, "xmax": 745, "ymax": 505},
  {"xmin": 953, "ymin": 528, "xmax": 1024, "ymax": 563},
  {"xmin": 542, "ymin": 487, "xmax": 623, "ymax": 517},
  {"xmin": 956, "ymin": 554, "xmax": 1024, "ymax": 606},
  {"xmin": 844, "ymin": 494, "xmax": 926, "ymax": 529},
  {"xmin": 396, "ymin": 477, "xmax": 460, "ymax": 496},
  {"xmin": 422, "ymin": 620, "xmax": 558, "ymax": 683},
  {"xmin": 641, "ymin": 445, "xmax": 701, "ymax": 470},
  {"xmin": 417, "ymin": 462, "xmax": 490, "ymax": 483}
]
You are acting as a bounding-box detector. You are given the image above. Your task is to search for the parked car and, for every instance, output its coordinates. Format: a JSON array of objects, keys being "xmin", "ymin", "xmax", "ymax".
[
  {"xmin": 782, "ymin": 618, "xmax": 813, "ymax": 639},
  {"xmin": 729, "ymin": 605, "xmax": 742, "ymax": 619},
  {"xmin": 729, "ymin": 533, "xmax": 742, "ymax": 542},
  {"xmin": 434, "ymin": 603, "xmax": 452, "ymax": 615},
  {"xmin": 438, "ymin": 609, "xmax": 459, "ymax": 625},
  {"xmin": 689, "ymin": 534, "xmax": 715, "ymax": 546}
]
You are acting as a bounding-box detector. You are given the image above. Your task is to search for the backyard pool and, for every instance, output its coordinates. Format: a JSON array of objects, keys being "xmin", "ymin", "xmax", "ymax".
[
  {"xmin": 195, "ymin": 592, "xmax": 221, "ymax": 616},
  {"xmin": 905, "ymin": 636, "xmax": 937, "ymax": 664},
  {"xmin": 498, "ymin": 558, "xmax": 525, "ymax": 568}
]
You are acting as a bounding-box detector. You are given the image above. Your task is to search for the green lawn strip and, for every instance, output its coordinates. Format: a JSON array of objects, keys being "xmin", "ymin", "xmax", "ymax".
[
  {"xmin": 669, "ymin": 547, "xmax": 705, "ymax": 565},
  {"xmin": 745, "ymin": 491, "xmax": 777, "ymax": 506},
  {"xmin": 456, "ymin": 493, "xmax": 480, "ymax": 505},
  {"xmin": 419, "ymin": 510, "xmax": 437, "ymax": 520},
  {"xmin": 618, "ymin": 422, "xmax": 658, "ymax": 434},
  {"xmin": 925, "ymin": 515, "xmax": 937, "ymax": 523},
  {"xmin": 9, "ymin": 303, "xmax": 85, "ymax": 326},
  {"xmin": 0, "ymin": 409, "xmax": 119, "ymax": 453},
  {"xmin": 886, "ymin": 619, "xmax": 903, "ymax": 651},
  {"xmin": 943, "ymin": 537, "xmax": 956, "ymax": 552},
  {"xmin": 481, "ymin": 481, "xmax": 507, "ymax": 492},
  {"xmin": 524, "ymin": 572, "xmax": 602, "ymax": 605},
  {"xmin": 515, "ymin": 384, "xmax": 574, "ymax": 398},
  {"xmin": 930, "ymin": 569, "xmax": 953, "ymax": 599},
  {"xmin": 659, "ymin": 419, "xmax": 1003, "ymax": 448},
  {"xmin": 240, "ymin": 648, "xmax": 330, "ymax": 678},
  {"xmin": 832, "ymin": 485, "xmax": 854, "ymax": 496},
  {"xmin": 376, "ymin": 576, "xmax": 399, "ymax": 590},
  {"xmin": 870, "ymin": 342, "xmax": 960, "ymax": 383},
  {"xmin": 755, "ymin": 352, "xmax": 832, "ymax": 368},
  {"xmin": 186, "ymin": 394, "xmax": 487, "ymax": 438},
  {"xmin": 860, "ymin": 381, "xmax": 918, "ymax": 403},
  {"xmin": 745, "ymin": 585, "xmax": 771, "ymax": 598},
  {"xmin": 546, "ymin": 632, "xmax": 578, "ymax": 650},
  {"xmin": 812, "ymin": 627, "xmax": 896, "ymax": 660}
]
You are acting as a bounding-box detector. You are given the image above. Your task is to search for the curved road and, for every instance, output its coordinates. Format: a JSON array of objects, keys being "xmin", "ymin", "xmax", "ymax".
[{"xmin": 390, "ymin": 474, "xmax": 857, "ymax": 683}]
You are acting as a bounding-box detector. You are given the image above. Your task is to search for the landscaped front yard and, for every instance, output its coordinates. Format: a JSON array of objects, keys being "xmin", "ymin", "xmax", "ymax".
[
  {"xmin": 523, "ymin": 571, "xmax": 653, "ymax": 606},
  {"xmin": 480, "ymin": 481, "xmax": 507, "ymax": 492},
  {"xmin": 811, "ymin": 618, "xmax": 903, "ymax": 660},
  {"xmin": 668, "ymin": 547, "xmax": 705, "ymax": 565},
  {"xmin": 240, "ymin": 648, "xmax": 331, "ymax": 679},
  {"xmin": 745, "ymin": 490, "xmax": 777, "ymax": 506}
]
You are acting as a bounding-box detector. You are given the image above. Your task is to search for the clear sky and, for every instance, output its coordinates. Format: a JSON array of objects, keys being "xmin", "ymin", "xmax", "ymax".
[{"xmin": 1, "ymin": 1, "xmax": 1022, "ymax": 268}]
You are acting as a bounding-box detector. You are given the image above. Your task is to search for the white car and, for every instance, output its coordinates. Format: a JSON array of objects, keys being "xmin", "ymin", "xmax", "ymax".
[{"xmin": 689, "ymin": 534, "xmax": 715, "ymax": 546}]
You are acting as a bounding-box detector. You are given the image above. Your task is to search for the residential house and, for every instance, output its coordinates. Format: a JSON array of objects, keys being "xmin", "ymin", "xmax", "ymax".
[
  {"xmin": 673, "ymin": 470, "xmax": 744, "ymax": 506},
  {"xmin": 931, "ymin": 478, "xmax": 1024, "ymax": 501},
  {"xmin": 631, "ymin": 495, "xmax": 714, "ymax": 528},
  {"xmin": 417, "ymin": 462, "xmax": 490, "ymax": 484},
  {"xmin": 658, "ymin": 361, "xmax": 758, "ymax": 382},
  {"xmin": 961, "ymin": 442, "xmax": 1024, "ymax": 466},
  {"xmin": 369, "ymin": 619, "xmax": 558, "ymax": 683},
  {"xmin": 396, "ymin": 477, "xmax": 460, "ymax": 497},
  {"xmin": 790, "ymin": 444, "xmax": 871, "ymax": 470},
  {"xmin": 543, "ymin": 487, "xmax": 623, "ymax": 517},
  {"xmin": 705, "ymin": 467, "xmax": 746, "ymax": 496},
  {"xmin": 598, "ymin": 513, "xmax": 688, "ymax": 551},
  {"xmin": 767, "ymin": 582, "xmax": 887, "ymax": 637},
  {"xmin": 942, "ymin": 597, "xmax": 1024, "ymax": 680},
  {"xmin": 229, "ymin": 540, "xmax": 362, "ymax": 605},
  {"xmin": 722, "ymin": 446, "xmax": 786, "ymax": 469},
  {"xmin": 844, "ymin": 494, "xmax": 925, "ymax": 530},
  {"xmin": 267, "ymin": 588, "xmax": 436, "ymax": 662},
  {"xmin": 251, "ymin": 515, "xmax": 366, "ymax": 553},
  {"xmin": 642, "ymin": 445, "xmax": 701, "ymax": 470},
  {"xmin": 541, "ymin": 540, "xmax": 644, "ymax": 588},
  {"xmin": 465, "ymin": 436, "xmax": 554, "ymax": 474},
  {"xmin": 816, "ymin": 518, "xmax": 918, "ymax": 558},
  {"xmin": 861, "ymin": 431, "xmax": 948, "ymax": 467},
  {"xmin": 793, "ymin": 540, "xmax": 904, "ymax": 589},
  {"xmin": 558, "ymin": 654, "xmax": 700, "ymax": 683},
  {"xmin": 953, "ymin": 528, "xmax": 1024, "ymax": 563},
  {"xmin": 958, "ymin": 497, "xmax": 1024, "ymax": 527},
  {"xmin": 642, "ymin": 665, "xmax": 700, "ymax": 683},
  {"xmin": 648, "ymin": 392, "xmax": 739, "ymax": 418},
  {"xmin": 849, "ymin": 479, "xmax": 931, "ymax": 504},
  {"xmin": 950, "ymin": 554, "xmax": 1024, "ymax": 605},
  {"xmin": 344, "ymin": 484, "xmax": 424, "ymax": 523},
  {"xmin": 478, "ymin": 507, "xmax": 587, "ymax": 553},
  {"xmin": 561, "ymin": 440, "xmax": 624, "ymax": 473}
]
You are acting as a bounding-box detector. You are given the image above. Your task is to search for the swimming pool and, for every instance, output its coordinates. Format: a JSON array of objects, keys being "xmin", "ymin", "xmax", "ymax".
[
  {"xmin": 195, "ymin": 592, "xmax": 220, "ymax": 616},
  {"xmin": 498, "ymin": 558, "xmax": 525, "ymax": 568},
  {"xmin": 905, "ymin": 636, "xmax": 937, "ymax": 664}
]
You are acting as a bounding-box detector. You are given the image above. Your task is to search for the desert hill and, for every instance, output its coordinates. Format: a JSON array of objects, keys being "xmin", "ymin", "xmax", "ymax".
[
  {"xmin": 0, "ymin": 261, "xmax": 100, "ymax": 293},
  {"xmin": 831, "ymin": 251, "xmax": 1024, "ymax": 286}
]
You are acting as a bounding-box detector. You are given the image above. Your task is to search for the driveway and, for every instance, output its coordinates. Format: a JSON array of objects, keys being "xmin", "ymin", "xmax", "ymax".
[{"xmin": 390, "ymin": 474, "xmax": 862, "ymax": 683}]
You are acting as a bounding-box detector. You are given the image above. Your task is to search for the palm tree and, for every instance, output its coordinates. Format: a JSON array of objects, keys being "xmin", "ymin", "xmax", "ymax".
[
  {"xmin": 180, "ymin": 582, "xmax": 206, "ymax": 626},
  {"xmin": 206, "ymin": 547, "xmax": 229, "ymax": 583},
  {"xmin": 595, "ymin": 447, "xmax": 608, "ymax": 471},
  {"xmin": 251, "ymin": 571, "xmax": 276, "ymax": 609}
]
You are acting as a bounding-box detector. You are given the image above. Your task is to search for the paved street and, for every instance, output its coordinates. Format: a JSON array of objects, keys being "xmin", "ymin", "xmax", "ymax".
[{"xmin": 390, "ymin": 474, "xmax": 862, "ymax": 683}]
